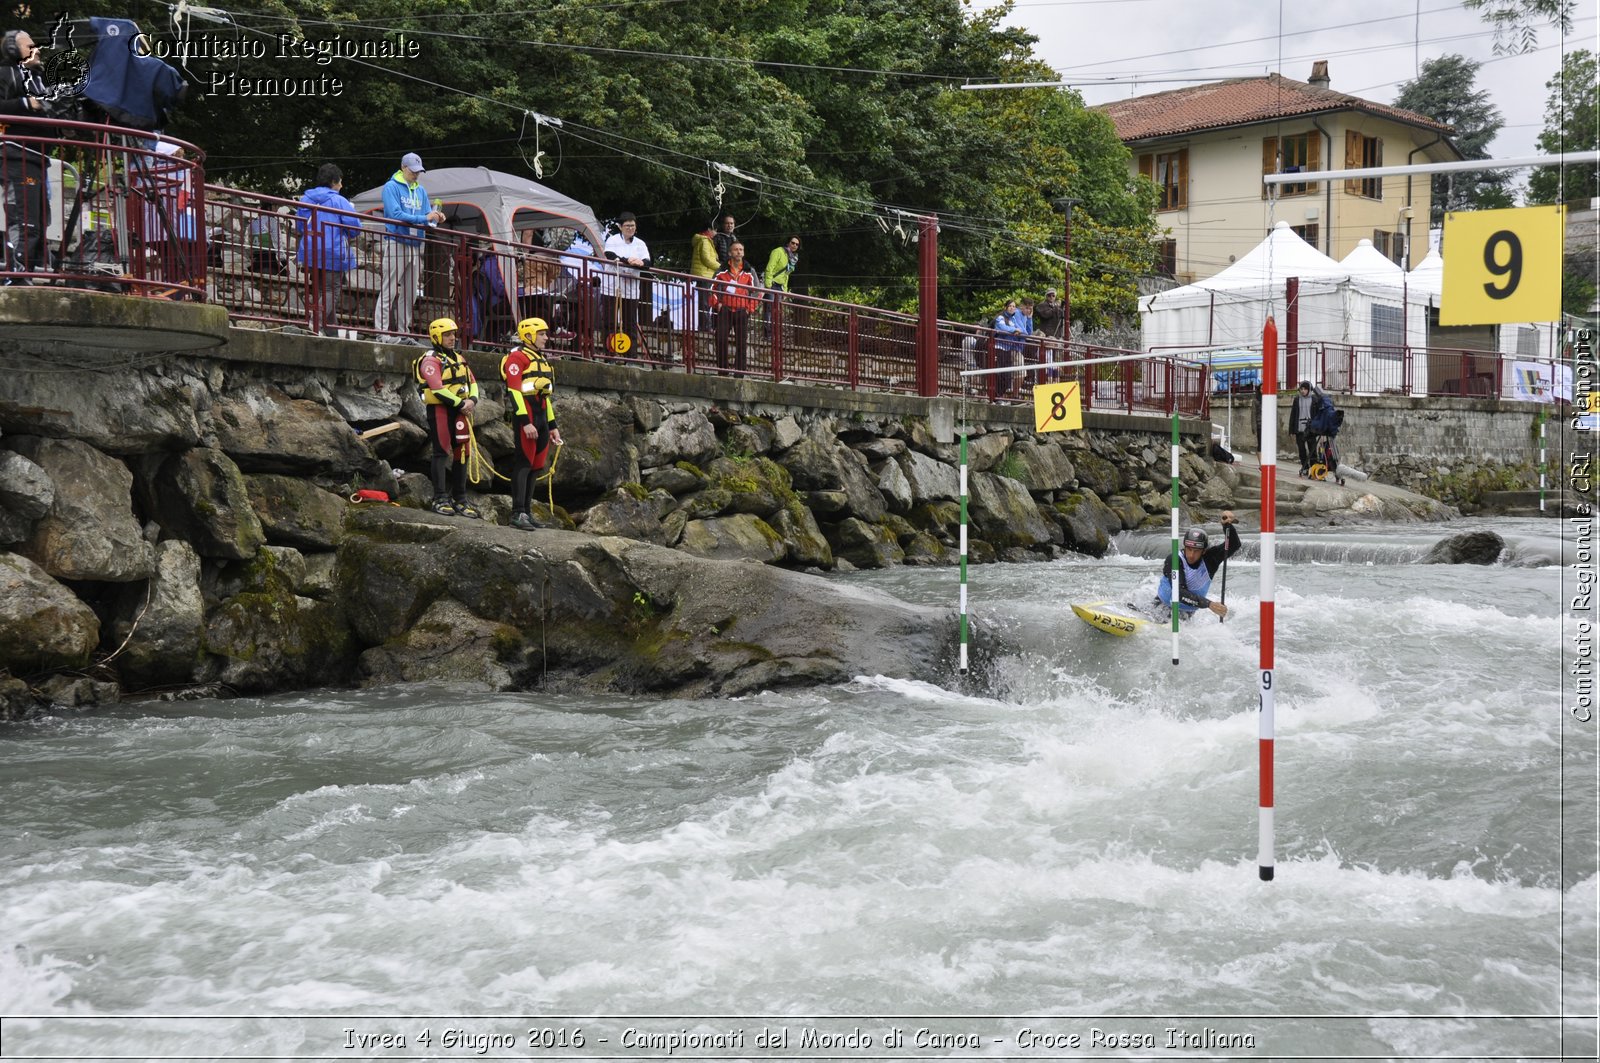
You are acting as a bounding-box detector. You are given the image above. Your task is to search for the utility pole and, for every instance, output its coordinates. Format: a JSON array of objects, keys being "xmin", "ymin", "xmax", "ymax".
[{"xmin": 1053, "ymin": 197, "xmax": 1080, "ymax": 351}]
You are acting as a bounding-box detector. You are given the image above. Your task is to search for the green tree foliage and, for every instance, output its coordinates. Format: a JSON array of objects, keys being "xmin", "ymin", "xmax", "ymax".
[
  {"xmin": 1463, "ymin": 0, "xmax": 1578, "ymax": 54},
  {"xmin": 25, "ymin": 0, "xmax": 1157, "ymax": 329},
  {"xmin": 1527, "ymin": 50, "xmax": 1599, "ymax": 206},
  {"xmin": 1394, "ymin": 55, "xmax": 1513, "ymax": 225}
]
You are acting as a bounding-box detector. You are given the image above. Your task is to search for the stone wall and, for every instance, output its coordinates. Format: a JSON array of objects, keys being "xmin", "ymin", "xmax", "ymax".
[
  {"xmin": 1211, "ymin": 390, "xmax": 1547, "ymax": 504},
  {"xmin": 1, "ymin": 293, "xmax": 1237, "ymax": 716}
]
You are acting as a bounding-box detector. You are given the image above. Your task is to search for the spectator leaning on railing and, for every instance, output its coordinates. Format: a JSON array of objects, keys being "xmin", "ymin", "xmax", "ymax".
[
  {"xmin": 993, "ymin": 298, "xmax": 1028, "ymax": 398},
  {"xmin": 710, "ymin": 240, "xmax": 759, "ymax": 374},
  {"xmin": 295, "ymin": 163, "xmax": 359, "ymax": 337},
  {"xmin": 601, "ymin": 212, "xmax": 651, "ymax": 356},
  {"xmin": 689, "ymin": 221, "xmax": 719, "ymax": 330},
  {"xmin": 374, "ymin": 151, "xmax": 444, "ymax": 336}
]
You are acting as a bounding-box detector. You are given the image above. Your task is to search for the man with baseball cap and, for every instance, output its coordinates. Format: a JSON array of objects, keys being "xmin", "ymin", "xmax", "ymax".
[{"xmin": 374, "ymin": 151, "xmax": 445, "ymax": 336}]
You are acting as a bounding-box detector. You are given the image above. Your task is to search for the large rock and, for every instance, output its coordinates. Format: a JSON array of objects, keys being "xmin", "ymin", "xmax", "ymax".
[
  {"xmin": 199, "ymin": 585, "xmax": 355, "ymax": 693},
  {"xmin": 210, "ymin": 384, "xmax": 384, "ymax": 478},
  {"xmin": 548, "ymin": 395, "xmax": 634, "ymax": 497},
  {"xmin": 640, "ymin": 409, "xmax": 720, "ymax": 470},
  {"xmin": 579, "ymin": 486, "xmax": 672, "ymax": 543},
  {"xmin": 329, "ymin": 377, "xmax": 406, "ymax": 423},
  {"xmin": 968, "ymin": 472, "xmax": 1054, "ymax": 549},
  {"xmin": 244, "ymin": 474, "xmax": 349, "ymax": 551},
  {"xmin": 679, "ymin": 513, "xmax": 787, "ymax": 563},
  {"xmin": 1007, "ymin": 439, "xmax": 1076, "ymax": 493},
  {"xmin": 109, "ymin": 540, "xmax": 204, "ymax": 686},
  {"xmin": 643, "ymin": 464, "xmax": 704, "ymax": 495},
  {"xmin": 771, "ymin": 415, "xmax": 804, "ymax": 450},
  {"xmin": 1072, "ymin": 450, "xmax": 1123, "ymax": 497},
  {"xmin": 777, "ymin": 436, "xmax": 841, "ymax": 491},
  {"xmin": 1421, "ymin": 530, "xmax": 1505, "ymax": 565},
  {"xmin": 144, "ymin": 447, "xmax": 267, "ymax": 561},
  {"xmin": 2, "ymin": 362, "xmax": 204, "ymax": 454},
  {"xmin": 965, "ymin": 432, "xmax": 1012, "ymax": 473},
  {"xmin": 358, "ymin": 598, "xmax": 529, "ymax": 690},
  {"xmin": 770, "ymin": 504, "xmax": 833, "ymax": 569},
  {"xmin": 1053, "ymin": 490, "xmax": 1122, "ymax": 557},
  {"xmin": 897, "ymin": 449, "xmax": 959, "ymax": 502},
  {"xmin": 876, "ymin": 458, "xmax": 914, "ymax": 512},
  {"xmin": 336, "ymin": 508, "xmax": 953, "ymax": 698},
  {"xmin": 706, "ymin": 456, "xmax": 791, "ymax": 518},
  {"xmin": 833, "ymin": 443, "xmax": 888, "ymax": 523},
  {"xmin": 726, "ymin": 419, "xmax": 776, "ymax": 457},
  {"xmin": 0, "ymin": 449, "xmax": 53, "ymax": 545},
  {"xmin": 827, "ymin": 516, "xmax": 905, "ymax": 569},
  {"xmin": 776, "ymin": 435, "xmax": 886, "ymax": 524},
  {"xmin": 0, "ymin": 552, "xmax": 100, "ymax": 673},
  {"xmin": 12, "ymin": 437, "xmax": 154, "ymax": 582}
]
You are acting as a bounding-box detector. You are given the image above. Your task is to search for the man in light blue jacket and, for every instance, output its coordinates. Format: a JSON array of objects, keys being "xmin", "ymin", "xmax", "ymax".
[{"xmin": 374, "ymin": 151, "xmax": 444, "ymax": 336}]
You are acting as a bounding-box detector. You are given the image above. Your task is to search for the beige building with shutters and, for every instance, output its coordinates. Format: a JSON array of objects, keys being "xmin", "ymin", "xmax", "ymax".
[{"xmin": 1100, "ymin": 62, "xmax": 1463, "ymax": 285}]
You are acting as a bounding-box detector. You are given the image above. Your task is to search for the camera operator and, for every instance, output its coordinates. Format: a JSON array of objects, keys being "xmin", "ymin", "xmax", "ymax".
[{"xmin": 0, "ymin": 29, "xmax": 53, "ymax": 273}]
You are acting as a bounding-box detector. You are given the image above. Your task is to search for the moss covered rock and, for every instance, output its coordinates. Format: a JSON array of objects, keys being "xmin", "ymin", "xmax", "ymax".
[{"xmin": 0, "ymin": 552, "xmax": 99, "ymax": 673}]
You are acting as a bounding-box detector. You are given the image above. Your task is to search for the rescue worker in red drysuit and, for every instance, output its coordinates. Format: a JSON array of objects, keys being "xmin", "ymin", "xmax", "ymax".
[
  {"xmin": 499, "ymin": 317, "xmax": 563, "ymax": 530},
  {"xmin": 412, "ymin": 317, "xmax": 481, "ymax": 517}
]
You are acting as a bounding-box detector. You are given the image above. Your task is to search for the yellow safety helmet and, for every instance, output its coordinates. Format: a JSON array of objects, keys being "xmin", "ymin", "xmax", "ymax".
[
  {"xmin": 518, "ymin": 317, "xmax": 550, "ymax": 346},
  {"xmin": 428, "ymin": 317, "xmax": 459, "ymax": 346}
]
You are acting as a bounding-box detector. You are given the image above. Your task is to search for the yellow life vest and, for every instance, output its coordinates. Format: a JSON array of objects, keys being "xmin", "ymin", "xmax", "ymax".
[
  {"xmin": 413, "ymin": 348, "xmax": 476, "ymax": 406},
  {"xmin": 500, "ymin": 347, "xmax": 554, "ymax": 418}
]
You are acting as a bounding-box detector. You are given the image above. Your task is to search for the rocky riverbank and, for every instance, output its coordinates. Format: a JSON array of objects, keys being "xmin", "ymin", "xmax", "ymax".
[{"xmin": 0, "ymin": 351, "xmax": 1457, "ymax": 718}]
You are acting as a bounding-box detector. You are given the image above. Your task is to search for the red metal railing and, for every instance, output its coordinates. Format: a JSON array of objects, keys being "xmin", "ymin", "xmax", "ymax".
[
  {"xmin": 1155, "ymin": 340, "xmax": 1573, "ymax": 403},
  {"xmin": 0, "ymin": 116, "xmax": 1219, "ymax": 414},
  {"xmin": 0, "ymin": 115, "xmax": 204, "ymax": 298}
]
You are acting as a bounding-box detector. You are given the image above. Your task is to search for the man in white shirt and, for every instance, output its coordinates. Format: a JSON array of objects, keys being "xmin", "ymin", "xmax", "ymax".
[{"xmin": 601, "ymin": 212, "xmax": 650, "ymax": 356}]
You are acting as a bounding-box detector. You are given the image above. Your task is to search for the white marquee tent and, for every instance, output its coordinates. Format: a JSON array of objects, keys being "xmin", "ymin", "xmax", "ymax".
[{"xmin": 1141, "ymin": 223, "xmax": 1431, "ymax": 393}]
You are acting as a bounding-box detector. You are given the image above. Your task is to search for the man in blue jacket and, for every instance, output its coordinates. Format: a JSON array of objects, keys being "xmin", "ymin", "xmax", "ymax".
[{"xmin": 374, "ymin": 152, "xmax": 444, "ymax": 337}]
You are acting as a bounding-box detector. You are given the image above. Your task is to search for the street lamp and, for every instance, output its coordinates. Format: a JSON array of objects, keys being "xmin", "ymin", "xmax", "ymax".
[{"xmin": 1052, "ymin": 196, "xmax": 1080, "ymax": 350}]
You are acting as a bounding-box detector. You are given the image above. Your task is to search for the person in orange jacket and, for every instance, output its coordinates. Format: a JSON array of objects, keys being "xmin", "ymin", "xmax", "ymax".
[{"xmin": 710, "ymin": 241, "xmax": 759, "ymax": 374}]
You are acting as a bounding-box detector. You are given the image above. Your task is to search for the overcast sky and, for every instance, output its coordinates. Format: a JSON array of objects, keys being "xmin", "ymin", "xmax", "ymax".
[{"xmin": 1004, "ymin": 0, "xmax": 1596, "ymax": 173}]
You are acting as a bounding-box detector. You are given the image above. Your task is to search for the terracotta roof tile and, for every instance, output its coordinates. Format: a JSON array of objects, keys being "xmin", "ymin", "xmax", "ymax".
[{"xmin": 1099, "ymin": 73, "xmax": 1453, "ymax": 143}]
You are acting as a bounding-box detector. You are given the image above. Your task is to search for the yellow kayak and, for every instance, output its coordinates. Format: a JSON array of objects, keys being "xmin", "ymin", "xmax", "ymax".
[{"xmin": 1071, "ymin": 601, "xmax": 1152, "ymax": 637}]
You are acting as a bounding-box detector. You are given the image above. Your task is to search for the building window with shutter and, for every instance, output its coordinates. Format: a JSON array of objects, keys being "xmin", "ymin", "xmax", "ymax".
[
  {"xmin": 1373, "ymin": 229, "xmax": 1406, "ymax": 264},
  {"xmin": 1346, "ymin": 131, "xmax": 1383, "ymax": 199},
  {"xmin": 1263, "ymin": 133, "xmax": 1319, "ymax": 198},
  {"xmin": 1283, "ymin": 223, "xmax": 1319, "ymax": 246},
  {"xmin": 1156, "ymin": 238, "xmax": 1177, "ymax": 277},
  {"xmin": 1139, "ymin": 149, "xmax": 1188, "ymax": 212}
]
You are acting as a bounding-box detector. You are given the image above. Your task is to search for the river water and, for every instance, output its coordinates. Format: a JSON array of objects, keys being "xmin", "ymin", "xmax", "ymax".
[{"xmin": 2, "ymin": 517, "xmax": 1595, "ymax": 1062}]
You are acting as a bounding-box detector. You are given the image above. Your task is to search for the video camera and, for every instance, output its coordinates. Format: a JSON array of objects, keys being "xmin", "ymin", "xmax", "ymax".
[{"xmin": 40, "ymin": 16, "xmax": 187, "ymax": 129}]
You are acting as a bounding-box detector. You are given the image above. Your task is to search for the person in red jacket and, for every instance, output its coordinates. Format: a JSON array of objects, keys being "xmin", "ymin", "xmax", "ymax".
[
  {"xmin": 710, "ymin": 241, "xmax": 759, "ymax": 374},
  {"xmin": 499, "ymin": 317, "xmax": 563, "ymax": 530}
]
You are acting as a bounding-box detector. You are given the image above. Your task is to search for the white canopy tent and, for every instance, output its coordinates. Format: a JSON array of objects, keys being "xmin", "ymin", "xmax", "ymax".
[{"xmin": 1141, "ymin": 223, "xmax": 1431, "ymax": 394}]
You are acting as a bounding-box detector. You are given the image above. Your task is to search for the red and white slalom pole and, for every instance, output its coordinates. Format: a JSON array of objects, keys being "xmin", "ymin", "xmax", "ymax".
[{"xmin": 1258, "ymin": 318, "xmax": 1278, "ymax": 882}]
